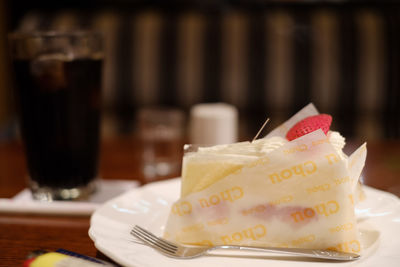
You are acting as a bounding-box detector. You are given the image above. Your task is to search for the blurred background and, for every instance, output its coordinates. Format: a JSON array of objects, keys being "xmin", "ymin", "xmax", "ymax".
[{"xmin": 1, "ymin": 0, "xmax": 399, "ymax": 142}]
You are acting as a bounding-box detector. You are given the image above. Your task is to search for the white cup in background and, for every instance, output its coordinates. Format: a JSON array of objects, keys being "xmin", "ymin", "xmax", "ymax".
[{"xmin": 189, "ymin": 103, "xmax": 238, "ymax": 145}]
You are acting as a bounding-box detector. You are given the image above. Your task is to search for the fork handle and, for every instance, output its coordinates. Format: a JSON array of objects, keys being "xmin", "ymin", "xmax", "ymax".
[{"xmin": 209, "ymin": 245, "xmax": 360, "ymax": 261}]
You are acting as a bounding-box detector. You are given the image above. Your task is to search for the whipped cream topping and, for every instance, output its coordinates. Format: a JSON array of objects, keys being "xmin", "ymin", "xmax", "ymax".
[
  {"xmin": 197, "ymin": 136, "xmax": 288, "ymax": 156},
  {"xmin": 328, "ymin": 131, "xmax": 347, "ymax": 159},
  {"xmin": 328, "ymin": 131, "xmax": 345, "ymax": 151},
  {"xmin": 195, "ymin": 131, "xmax": 346, "ymax": 159}
]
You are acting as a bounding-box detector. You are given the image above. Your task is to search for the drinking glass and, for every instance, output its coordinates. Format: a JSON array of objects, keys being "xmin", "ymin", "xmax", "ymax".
[
  {"xmin": 138, "ymin": 108, "xmax": 185, "ymax": 182},
  {"xmin": 9, "ymin": 31, "xmax": 103, "ymax": 201}
]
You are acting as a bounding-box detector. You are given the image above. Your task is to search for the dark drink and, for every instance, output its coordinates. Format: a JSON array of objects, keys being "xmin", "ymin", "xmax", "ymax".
[
  {"xmin": 13, "ymin": 57, "xmax": 102, "ymax": 190},
  {"xmin": 9, "ymin": 31, "xmax": 103, "ymax": 201}
]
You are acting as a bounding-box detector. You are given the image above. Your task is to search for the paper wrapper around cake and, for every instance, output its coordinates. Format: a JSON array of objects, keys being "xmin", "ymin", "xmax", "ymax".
[{"xmin": 164, "ymin": 104, "xmax": 367, "ymax": 254}]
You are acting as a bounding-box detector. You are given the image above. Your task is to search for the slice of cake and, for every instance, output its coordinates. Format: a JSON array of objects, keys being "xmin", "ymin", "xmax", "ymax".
[{"xmin": 164, "ymin": 104, "xmax": 367, "ymax": 254}]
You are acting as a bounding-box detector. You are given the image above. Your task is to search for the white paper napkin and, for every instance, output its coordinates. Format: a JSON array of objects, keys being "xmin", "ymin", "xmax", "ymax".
[{"xmin": 0, "ymin": 179, "xmax": 139, "ymax": 216}]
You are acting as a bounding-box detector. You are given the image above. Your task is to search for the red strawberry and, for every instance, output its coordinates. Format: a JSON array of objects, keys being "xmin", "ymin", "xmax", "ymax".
[{"xmin": 286, "ymin": 114, "xmax": 332, "ymax": 141}]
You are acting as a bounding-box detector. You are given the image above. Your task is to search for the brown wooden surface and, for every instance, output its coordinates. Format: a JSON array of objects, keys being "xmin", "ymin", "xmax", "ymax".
[{"xmin": 0, "ymin": 137, "xmax": 399, "ymax": 266}]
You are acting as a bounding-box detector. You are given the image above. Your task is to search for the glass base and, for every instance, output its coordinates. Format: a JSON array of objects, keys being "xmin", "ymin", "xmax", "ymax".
[
  {"xmin": 29, "ymin": 179, "xmax": 97, "ymax": 201},
  {"xmin": 142, "ymin": 160, "xmax": 180, "ymax": 181}
]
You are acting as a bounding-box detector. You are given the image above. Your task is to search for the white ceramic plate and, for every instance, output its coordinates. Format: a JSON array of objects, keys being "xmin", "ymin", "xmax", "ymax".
[{"xmin": 89, "ymin": 178, "xmax": 400, "ymax": 267}]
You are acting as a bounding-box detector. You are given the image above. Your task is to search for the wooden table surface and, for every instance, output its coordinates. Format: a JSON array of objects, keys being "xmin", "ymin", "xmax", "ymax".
[{"xmin": 0, "ymin": 137, "xmax": 399, "ymax": 266}]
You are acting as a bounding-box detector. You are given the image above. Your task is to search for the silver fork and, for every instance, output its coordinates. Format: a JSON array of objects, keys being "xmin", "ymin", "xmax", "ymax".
[{"xmin": 130, "ymin": 225, "xmax": 360, "ymax": 261}]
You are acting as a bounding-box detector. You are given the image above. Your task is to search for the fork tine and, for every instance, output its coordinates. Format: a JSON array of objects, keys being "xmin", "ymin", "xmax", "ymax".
[
  {"xmin": 133, "ymin": 225, "xmax": 178, "ymax": 250},
  {"xmin": 130, "ymin": 228, "xmax": 177, "ymax": 254},
  {"xmin": 131, "ymin": 230, "xmax": 177, "ymax": 255},
  {"xmin": 131, "ymin": 229, "xmax": 176, "ymax": 255}
]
